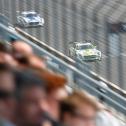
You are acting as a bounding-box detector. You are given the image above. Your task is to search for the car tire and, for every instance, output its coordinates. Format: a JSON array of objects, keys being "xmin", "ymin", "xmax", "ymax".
[
  {"xmin": 21, "ymin": 20, "xmax": 28, "ymax": 27},
  {"xmin": 98, "ymin": 56, "xmax": 102, "ymax": 61},
  {"xmin": 22, "ymin": 22, "xmax": 27, "ymax": 27}
]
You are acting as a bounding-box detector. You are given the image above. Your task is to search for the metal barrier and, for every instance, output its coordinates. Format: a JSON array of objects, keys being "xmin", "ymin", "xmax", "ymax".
[{"xmin": 0, "ymin": 23, "xmax": 126, "ymax": 118}]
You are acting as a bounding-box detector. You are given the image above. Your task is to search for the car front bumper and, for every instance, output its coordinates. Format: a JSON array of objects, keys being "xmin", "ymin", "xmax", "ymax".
[
  {"xmin": 27, "ymin": 22, "xmax": 44, "ymax": 26},
  {"xmin": 78, "ymin": 55, "xmax": 101, "ymax": 61}
]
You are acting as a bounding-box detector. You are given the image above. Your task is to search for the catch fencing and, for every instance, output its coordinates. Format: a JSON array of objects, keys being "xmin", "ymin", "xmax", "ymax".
[{"xmin": 0, "ymin": 0, "xmax": 126, "ymax": 89}]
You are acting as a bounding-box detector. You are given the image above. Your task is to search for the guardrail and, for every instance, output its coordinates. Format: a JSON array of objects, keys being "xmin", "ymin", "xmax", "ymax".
[
  {"xmin": 15, "ymin": 27, "xmax": 126, "ymax": 98},
  {"xmin": 0, "ymin": 23, "xmax": 126, "ymax": 116}
]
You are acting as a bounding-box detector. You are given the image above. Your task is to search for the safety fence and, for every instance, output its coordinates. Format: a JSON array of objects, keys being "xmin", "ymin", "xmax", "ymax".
[{"xmin": 1, "ymin": 0, "xmax": 126, "ymax": 90}]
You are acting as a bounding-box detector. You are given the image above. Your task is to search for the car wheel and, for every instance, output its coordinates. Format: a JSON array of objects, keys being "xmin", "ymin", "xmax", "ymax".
[
  {"xmin": 23, "ymin": 22, "xmax": 27, "ymax": 27},
  {"xmin": 98, "ymin": 56, "xmax": 102, "ymax": 61},
  {"xmin": 16, "ymin": 20, "xmax": 21, "ymax": 27},
  {"xmin": 21, "ymin": 20, "xmax": 28, "ymax": 27}
]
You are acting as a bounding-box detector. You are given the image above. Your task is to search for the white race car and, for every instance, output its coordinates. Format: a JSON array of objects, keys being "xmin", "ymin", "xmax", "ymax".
[
  {"xmin": 69, "ymin": 42, "xmax": 102, "ymax": 61},
  {"xmin": 16, "ymin": 11, "xmax": 44, "ymax": 27}
]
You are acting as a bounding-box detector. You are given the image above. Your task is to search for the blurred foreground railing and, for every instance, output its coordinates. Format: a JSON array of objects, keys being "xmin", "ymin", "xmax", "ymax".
[{"xmin": 0, "ymin": 23, "xmax": 126, "ymax": 122}]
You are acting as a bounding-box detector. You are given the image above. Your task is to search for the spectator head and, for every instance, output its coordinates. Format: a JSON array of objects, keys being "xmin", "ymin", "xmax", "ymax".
[
  {"xmin": 60, "ymin": 90, "xmax": 99, "ymax": 126},
  {"xmin": 11, "ymin": 41, "xmax": 46, "ymax": 70},
  {"xmin": 0, "ymin": 53, "xmax": 18, "ymax": 67},
  {"xmin": 0, "ymin": 42, "xmax": 17, "ymax": 67},
  {"xmin": 0, "ymin": 64, "xmax": 16, "ymax": 121},
  {"xmin": 15, "ymin": 70, "xmax": 47, "ymax": 126},
  {"xmin": 28, "ymin": 54, "xmax": 46, "ymax": 70},
  {"xmin": 38, "ymin": 70, "xmax": 68, "ymax": 121},
  {"xmin": 13, "ymin": 54, "xmax": 46, "ymax": 71},
  {"xmin": 12, "ymin": 40, "xmax": 33, "ymax": 56}
]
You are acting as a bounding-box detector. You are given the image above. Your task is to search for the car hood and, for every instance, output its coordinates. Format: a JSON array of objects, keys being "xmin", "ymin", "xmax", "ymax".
[{"xmin": 77, "ymin": 49, "xmax": 98, "ymax": 56}]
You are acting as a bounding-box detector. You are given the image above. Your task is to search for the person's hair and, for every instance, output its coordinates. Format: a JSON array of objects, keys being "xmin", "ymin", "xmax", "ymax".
[
  {"xmin": 60, "ymin": 90, "xmax": 99, "ymax": 121},
  {"xmin": 38, "ymin": 70, "xmax": 67, "ymax": 93},
  {"xmin": 15, "ymin": 69, "xmax": 46, "ymax": 100}
]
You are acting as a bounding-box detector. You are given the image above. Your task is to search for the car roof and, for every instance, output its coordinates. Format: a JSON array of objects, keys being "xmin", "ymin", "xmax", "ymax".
[
  {"xmin": 76, "ymin": 42, "xmax": 92, "ymax": 46},
  {"xmin": 21, "ymin": 11, "xmax": 37, "ymax": 15}
]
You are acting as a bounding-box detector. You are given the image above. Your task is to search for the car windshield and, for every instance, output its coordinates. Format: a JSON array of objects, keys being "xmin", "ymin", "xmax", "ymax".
[
  {"xmin": 26, "ymin": 13, "xmax": 37, "ymax": 18},
  {"xmin": 77, "ymin": 44, "xmax": 94, "ymax": 50}
]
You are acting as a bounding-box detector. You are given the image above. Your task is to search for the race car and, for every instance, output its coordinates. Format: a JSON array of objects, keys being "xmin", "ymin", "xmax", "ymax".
[
  {"xmin": 69, "ymin": 42, "xmax": 102, "ymax": 61},
  {"xmin": 16, "ymin": 11, "xmax": 44, "ymax": 27}
]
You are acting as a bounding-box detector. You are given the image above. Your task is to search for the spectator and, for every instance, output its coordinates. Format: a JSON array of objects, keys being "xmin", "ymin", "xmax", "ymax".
[
  {"xmin": 60, "ymin": 90, "xmax": 99, "ymax": 126},
  {"xmin": 12, "ymin": 40, "xmax": 33, "ymax": 56},
  {"xmin": 27, "ymin": 54, "xmax": 46, "ymax": 70},
  {"xmin": 15, "ymin": 70, "xmax": 48, "ymax": 126},
  {"xmin": 12, "ymin": 54, "xmax": 46, "ymax": 70},
  {"xmin": 11, "ymin": 40, "xmax": 33, "ymax": 69},
  {"xmin": 0, "ymin": 42, "xmax": 17, "ymax": 67},
  {"xmin": 37, "ymin": 69, "xmax": 68, "ymax": 122},
  {"xmin": 0, "ymin": 64, "xmax": 16, "ymax": 126},
  {"xmin": 2, "ymin": 37, "xmax": 123, "ymax": 126},
  {"xmin": 11, "ymin": 41, "xmax": 46, "ymax": 70}
]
